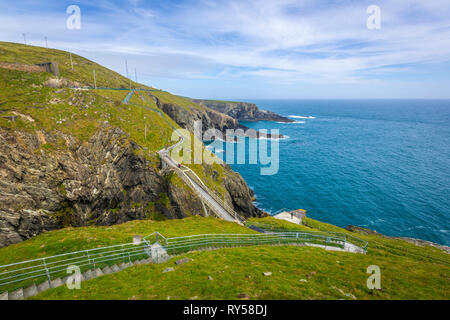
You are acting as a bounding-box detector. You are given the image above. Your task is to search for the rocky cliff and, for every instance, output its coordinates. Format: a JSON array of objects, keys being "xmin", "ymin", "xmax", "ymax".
[
  {"xmin": 0, "ymin": 42, "xmax": 267, "ymax": 248},
  {"xmin": 0, "ymin": 121, "xmax": 263, "ymax": 248},
  {"xmin": 193, "ymin": 100, "xmax": 293, "ymax": 123},
  {"xmin": 152, "ymin": 93, "xmax": 286, "ymax": 139}
]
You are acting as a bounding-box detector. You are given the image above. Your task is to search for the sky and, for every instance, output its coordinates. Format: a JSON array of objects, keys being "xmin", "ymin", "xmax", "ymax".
[{"xmin": 1, "ymin": 0, "xmax": 450, "ymax": 99}]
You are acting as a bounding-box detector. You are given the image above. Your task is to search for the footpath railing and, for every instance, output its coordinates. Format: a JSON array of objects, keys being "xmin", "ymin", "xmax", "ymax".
[
  {"xmin": 154, "ymin": 232, "xmax": 347, "ymax": 257},
  {"xmin": 181, "ymin": 168, "xmax": 244, "ymax": 223},
  {"xmin": 0, "ymin": 240, "xmax": 153, "ymax": 294},
  {"xmin": 0, "ymin": 229, "xmax": 366, "ymax": 295},
  {"xmin": 245, "ymin": 221, "xmax": 369, "ymax": 252}
]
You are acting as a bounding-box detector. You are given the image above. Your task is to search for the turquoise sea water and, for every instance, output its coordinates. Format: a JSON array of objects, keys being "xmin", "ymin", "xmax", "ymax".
[{"xmin": 208, "ymin": 100, "xmax": 450, "ymax": 245}]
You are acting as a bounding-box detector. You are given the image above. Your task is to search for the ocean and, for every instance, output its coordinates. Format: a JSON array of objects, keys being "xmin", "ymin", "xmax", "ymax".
[{"xmin": 207, "ymin": 99, "xmax": 450, "ymax": 246}]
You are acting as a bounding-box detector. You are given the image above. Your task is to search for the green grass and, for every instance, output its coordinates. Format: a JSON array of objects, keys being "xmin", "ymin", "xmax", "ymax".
[
  {"xmin": 1, "ymin": 216, "xmax": 448, "ymax": 300},
  {"xmin": 0, "ymin": 42, "xmax": 236, "ymax": 201},
  {"xmin": 151, "ymin": 90, "xmax": 204, "ymax": 112},
  {"xmin": 32, "ymin": 242, "xmax": 449, "ymax": 300},
  {"xmin": 0, "ymin": 217, "xmax": 256, "ymax": 267},
  {"xmin": 0, "ymin": 42, "xmax": 143, "ymax": 89}
]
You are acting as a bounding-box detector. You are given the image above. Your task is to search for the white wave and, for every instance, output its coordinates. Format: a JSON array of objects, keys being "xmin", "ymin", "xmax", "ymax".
[
  {"xmin": 289, "ymin": 115, "xmax": 316, "ymax": 119},
  {"xmin": 257, "ymin": 135, "xmax": 290, "ymax": 141},
  {"xmin": 277, "ymin": 120, "xmax": 305, "ymax": 124}
]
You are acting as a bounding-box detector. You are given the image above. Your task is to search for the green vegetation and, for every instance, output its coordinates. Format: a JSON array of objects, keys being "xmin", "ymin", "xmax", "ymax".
[
  {"xmin": 1, "ymin": 42, "xmax": 448, "ymax": 300},
  {"xmin": 0, "ymin": 42, "xmax": 142, "ymax": 89},
  {"xmin": 19, "ymin": 216, "xmax": 448, "ymax": 300},
  {"xmin": 151, "ymin": 90, "xmax": 204, "ymax": 111},
  {"xmin": 0, "ymin": 41, "xmax": 235, "ymax": 201},
  {"xmin": 0, "ymin": 217, "xmax": 256, "ymax": 267}
]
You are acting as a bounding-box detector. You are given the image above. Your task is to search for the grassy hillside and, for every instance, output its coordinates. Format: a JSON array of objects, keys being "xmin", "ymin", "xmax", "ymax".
[
  {"xmin": 0, "ymin": 41, "xmax": 233, "ymax": 203},
  {"xmin": 10, "ymin": 216, "xmax": 446, "ymax": 300},
  {"xmin": 0, "ymin": 42, "xmax": 141, "ymax": 89},
  {"xmin": 0, "ymin": 217, "xmax": 256, "ymax": 267}
]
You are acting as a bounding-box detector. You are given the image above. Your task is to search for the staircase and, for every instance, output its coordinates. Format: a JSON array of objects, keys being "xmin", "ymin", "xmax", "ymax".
[
  {"xmin": 0, "ymin": 258, "xmax": 153, "ymax": 300},
  {"xmin": 122, "ymin": 90, "xmax": 135, "ymax": 104}
]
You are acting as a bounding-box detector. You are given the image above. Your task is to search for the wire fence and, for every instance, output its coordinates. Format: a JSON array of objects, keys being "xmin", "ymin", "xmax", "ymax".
[
  {"xmin": 0, "ymin": 229, "xmax": 366, "ymax": 294},
  {"xmin": 0, "ymin": 240, "xmax": 152, "ymax": 294},
  {"xmin": 244, "ymin": 221, "xmax": 369, "ymax": 251},
  {"xmin": 156, "ymin": 232, "xmax": 348, "ymax": 257}
]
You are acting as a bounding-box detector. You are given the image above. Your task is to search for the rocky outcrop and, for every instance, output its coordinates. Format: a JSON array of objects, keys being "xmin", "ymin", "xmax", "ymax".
[
  {"xmin": 0, "ymin": 121, "xmax": 263, "ymax": 247},
  {"xmin": 149, "ymin": 94, "xmax": 238, "ymax": 134},
  {"xmin": 193, "ymin": 100, "xmax": 293, "ymax": 123},
  {"xmin": 346, "ymin": 225, "xmax": 450, "ymax": 254},
  {"xmin": 151, "ymin": 94, "xmax": 285, "ymax": 139},
  {"xmin": 0, "ymin": 124, "xmax": 169, "ymax": 247},
  {"xmin": 222, "ymin": 165, "xmax": 263, "ymax": 218}
]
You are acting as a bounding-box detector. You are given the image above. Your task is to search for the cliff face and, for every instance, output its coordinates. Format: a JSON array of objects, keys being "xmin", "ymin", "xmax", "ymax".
[
  {"xmin": 152, "ymin": 94, "xmax": 285, "ymax": 139},
  {"xmin": 0, "ymin": 124, "xmax": 173, "ymax": 247},
  {"xmin": 0, "ymin": 42, "xmax": 265, "ymax": 248},
  {"xmin": 154, "ymin": 98, "xmax": 238, "ymax": 134},
  {"xmin": 0, "ymin": 122, "xmax": 263, "ymax": 248},
  {"xmin": 193, "ymin": 100, "xmax": 293, "ymax": 123}
]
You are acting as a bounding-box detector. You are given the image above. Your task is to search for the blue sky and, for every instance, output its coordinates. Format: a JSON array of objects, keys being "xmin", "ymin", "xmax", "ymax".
[{"xmin": 1, "ymin": 0, "xmax": 450, "ymax": 99}]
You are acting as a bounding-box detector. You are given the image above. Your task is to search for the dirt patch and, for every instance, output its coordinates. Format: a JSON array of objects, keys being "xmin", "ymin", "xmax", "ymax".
[
  {"xmin": 44, "ymin": 78, "xmax": 84, "ymax": 89},
  {"xmin": 0, "ymin": 62, "xmax": 46, "ymax": 73}
]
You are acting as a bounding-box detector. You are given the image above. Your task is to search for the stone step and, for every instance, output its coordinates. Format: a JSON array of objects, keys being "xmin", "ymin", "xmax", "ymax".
[
  {"xmin": 94, "ymin": 268, "xmax": 104, "ymax": 277},
  {"xmin": 23, "ymin": 284, "xmax": 38, "ymax": 299},
  {"xmin": 102, "ymin": 266, "xmax": 113, "ymax": 274},
  {"xmin": 50, "ymin": 278, "xmax": 64, "ymax": 288},
  {"xmin": 134, "ymin": 259, "xmax": 144, "ymax": 265},
  {"xmin": 10, "ymin": 288, "xmax": 24, "ymax": 300},
  {"xmin": 0, "ymin": 291, "xmax": 8, "ymax": 300},
  {"xmin": 111, "ymin": 264, "xmax": 120, "ymax": 273},
  {"xmin": 37, "ymin": 281, "xmax": 50, "ymax": 293},
  {"xmin": 84, "ymin": 269, "xmax": 95, "ymax": 280},
  {"xmin": 119, "ymin": 263, "xmax": 128, "ymax": 270}
]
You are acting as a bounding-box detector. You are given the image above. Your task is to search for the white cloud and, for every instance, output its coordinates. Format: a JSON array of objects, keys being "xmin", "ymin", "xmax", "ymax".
[{"xmin": 1, "ymin": 0, "xmax": 450, "ymax": 97}]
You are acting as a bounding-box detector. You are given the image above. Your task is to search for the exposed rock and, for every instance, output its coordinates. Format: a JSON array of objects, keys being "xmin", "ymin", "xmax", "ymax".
[
  {"xmin": 332, "ymin": 286, "xmax": 356, "ymax": 300},
  {"xmin": 263, "ymin": 272, "xmax": 272, "ymax": 276},
  {"xmin": 175, "ymin": 257, "xmax": 191, "ymax": 265},
  {"xmin": 346, "ymin": 225, "xmax": 450, "ymax": 253},
  {"xmin": 44, "ymin": 78, "xmax": 84, "ymax": 89},
  {"xmin": 193, "ymin": 99, "xmax": 293, "ymax": 123},
  {"xmin": 149, "ymin": 93, "xmax": 267, "ymax": 219},
  {"xmin": 151, "ymin": 93, "xmax": 285, "ymax": 140},
  {"xmin": 162, "ymin": 267, "xmax": 174, "ymax": 273},
  {"xmin": 0, "ymin": 123, "xmax": 208, "ymax": 248}
]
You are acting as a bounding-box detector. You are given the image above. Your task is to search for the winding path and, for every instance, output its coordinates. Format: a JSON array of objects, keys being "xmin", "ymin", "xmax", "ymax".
[{"xmin": 159, "ymin": 135, "xmax": 242, "ymax": 224}]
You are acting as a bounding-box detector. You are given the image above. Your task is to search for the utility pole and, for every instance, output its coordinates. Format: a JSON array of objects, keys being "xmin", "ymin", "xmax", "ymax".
[
  {"xmin": 70, "ymin": 52, "xmax": 74, "ymax": 71},
  {"xmin": 125, "ymin": 60, "xmax": 131, "ymax": 90},
  {"xmin": 93, "ymin": 70, "xmax": 97, "ymax": 89},
  {"xmin": 45, "ymin": 37, "xmax": 48, "ymax": 48},
  {"xmin": 135, "ymin": 68, "xmax": 138, "ymax": 84},
  {"xmin": 22, "ymin": 33, "xmax": 26, "ymax": 45}
]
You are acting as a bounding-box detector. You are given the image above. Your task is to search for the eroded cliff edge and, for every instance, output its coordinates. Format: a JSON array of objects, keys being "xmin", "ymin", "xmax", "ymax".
[
  {"xmin": 193, "ymin": 99, "xmax": 293, "ymax": 123},
  {"xmin": 0, "ymin": 123, "xmax": 263, "ymax": 247}
]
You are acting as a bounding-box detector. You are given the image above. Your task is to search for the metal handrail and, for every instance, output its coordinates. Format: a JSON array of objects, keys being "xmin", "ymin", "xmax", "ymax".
[
  {"xmin": 244, "ymin": 221, "xmax": 369, "ymax": 251},
  {"xmin": 0, "ymin": 229, "xmax": 367, "ymax": 294}
]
